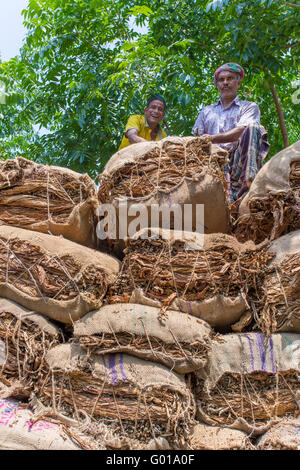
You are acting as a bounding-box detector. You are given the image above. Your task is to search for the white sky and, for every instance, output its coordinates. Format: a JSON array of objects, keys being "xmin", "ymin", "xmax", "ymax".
[
  {"xmin": 0, "ymin": 0, "xmax": 28, "ymax": 61},
  {"xmin": 0, "ymin": 2, "xmax": 148, "ymax": 62}
]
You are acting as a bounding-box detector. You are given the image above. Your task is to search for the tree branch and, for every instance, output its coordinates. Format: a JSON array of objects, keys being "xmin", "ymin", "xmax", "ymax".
[
  {"xmin": 268, "ymin": 81, "xmax": 289, "ymax": 148},
  {"xmin": 76, "ymin": 32, "xmax": 104, "ymax": 56},
  {"xmin": 194, "ymin": 40, "xmax": 219, "ymax": 55},
  {"xmin": 277, "ymin": 1, "xmax": 300, "ymax": 7},
  {"xmin": 282, "ymin": 41, "xmax": 300, "ymax": 49}
]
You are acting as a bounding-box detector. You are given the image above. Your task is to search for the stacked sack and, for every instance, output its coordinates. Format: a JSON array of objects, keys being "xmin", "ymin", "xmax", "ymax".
[
  {"xmin": 235, "ymin": 140, "xmax": 300, "ymax": 244},
  {"xmin": 0, "ymin": 157, "xmax": 121, "ymax": 449},
  {"xmin": 97, "ymin": 136, "xmax": 231, "ymax": 255},
  {"xmin": 0, "ymin": 157, "xmax": 99, "ymax": 247}
]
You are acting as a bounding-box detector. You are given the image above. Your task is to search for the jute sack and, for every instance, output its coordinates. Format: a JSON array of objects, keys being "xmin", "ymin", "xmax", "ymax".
[
  {"xmin": 73, "ymin": 303, "xmax": 212, "ymax": 374},
  {"xmin": 0, "ymin": 398, "xmax": 79, "ymax": 450},
  {"xmin": 107, "ymin": 228, "xmax": 271, "ymax": 330},
  {"xmin": 188, "ymin": 424, "xmax": 254, "ymax": 450},
  {"xmin": 0, "ymin": 297, "xmax": 63, "ymax": 397},
  {"xmin": 38, "ymin": 343, "xmax": 195, "ymax": 444},
  {"xmin": 259, "ymin": 230, "xmax": 300, "ymax": 334},
  {"xmin": 97, "ymin": 136, "xmax": 230, "ymax": 253},
  {"xmin": 257, "ymin": 417, "xmax": 300, "ymax": 450},
  {"xmin": 194, "ymin": 332, "xmax": 300, "ymax": 434},
  {"xmin": 236, "ymin": 141, "xmax": 300, "ymax": 244},
  {"xmin": 0, "ymin": 226, "xmax": 120, "ymax": 323},
  {"xmin": 0, "ymin": 157, "xmax": 98, "ymax": 248}
]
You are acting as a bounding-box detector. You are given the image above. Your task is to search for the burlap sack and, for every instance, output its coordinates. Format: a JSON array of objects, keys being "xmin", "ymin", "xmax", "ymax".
[
  {"xmin": 97, "ymin": 136, "xmax": 230, "ymax": 254},
  {"xmin": 0, "ymin": 297, "xmax": 62, "ymax": 396},
  {"xmin": 257, "ymin": 417, "xmax": 300, "ymax": 450},
  {"xmin": 39, "ymin": 344, "xmax": 195, "ymax": 443},
  {"xmin": 0, "ymin": 157, "xmax": 98, "ymax": 248},
  {"xmin": 188, "ymin": 423, "xmax": 254, "ymax": 450},
  {"xmin": 259, "ymin": 230, "xmax": 300, "ymax": 334},
  {"xmin": 236, "ymin": 141, "xmax": 300, "ymax": 243},
  {"xmin": 0, "ymin": 226, "xmax": 120, "ymax": 323},
  {"xmin": 195, "ymin": 332, "xmax": 300, "ymax": 433},
  {"xmin": 107, "ymin": 228, "xmax": 271, "ymax": 330},
  {"xmin": 0, "ymin": 398, "xmax": 78, "ymax": 450},
  {"xmin": 73, "ymin": 303, "xmax": 212, "ymax": 374}
]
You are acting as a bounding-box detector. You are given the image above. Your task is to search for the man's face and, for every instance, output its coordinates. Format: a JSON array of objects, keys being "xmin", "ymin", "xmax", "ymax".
[
  {"xmin": 144, "ymin": 99, "xmax": 165, "ymax": 127},
  {"xmin": 216, "ymin": 71, "xmax": 241, "ymax": 102}
]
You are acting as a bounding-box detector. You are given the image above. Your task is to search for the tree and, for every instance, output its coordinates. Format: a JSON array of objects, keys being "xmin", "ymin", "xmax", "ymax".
[{"xmin": 0, "ymin": 0, "xmax": 298, "ymax": 177}]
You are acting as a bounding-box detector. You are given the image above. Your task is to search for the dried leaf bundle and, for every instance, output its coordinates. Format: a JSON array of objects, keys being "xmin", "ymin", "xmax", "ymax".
[
  {"xmin": 235, "ymin": 162, "xmax": 300, "ymax": 244},
  {"xmin": 0, "ymin": 226, "xmax": 120, "ymax": 323},
  {"xmin": 98, "ymin": 137, "xmax": 227, "ymax": 202},
  {"xmin": 195, "ymin": 332, "xmax": 300, "ymax": 429},
  {"xmin": 107, "ymin": 232, "xmax": 271, "ymax": 309},
  {"xmin": 196, "ymin": 370, "xmax": 299, "ymax": 426},
  {"xmin": 37, "ymin": 344, "xmax": 195, "ymax": 443},
  {"xmin": 259, "ymin": 253, "xmax": 300, "ymax": 335},
  {"xmin": 0, "ymin": 303, "xmax": 62, "ymax": 397},
  {"xmin": 0, "ymin": 157, "xmax": 96, "ymax": 227},
  {"xmin": 0, "ymin": 239, "xmax": 106, "ymax": 303}
]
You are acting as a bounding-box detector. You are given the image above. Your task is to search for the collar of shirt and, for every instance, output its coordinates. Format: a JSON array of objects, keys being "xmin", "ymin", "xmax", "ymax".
[{"xmin": 214, "ymin": 95, "xmax": 241, "ymax": 110}]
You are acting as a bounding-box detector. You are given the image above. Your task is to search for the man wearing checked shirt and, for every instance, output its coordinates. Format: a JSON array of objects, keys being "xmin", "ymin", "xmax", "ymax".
[
  {"xmin": 118, "ymin": 94, "xmax": 168, "ymax": 151},
  {"xmin": 192, "ymin": 63, "xmax": 270, "ymax": 204}
]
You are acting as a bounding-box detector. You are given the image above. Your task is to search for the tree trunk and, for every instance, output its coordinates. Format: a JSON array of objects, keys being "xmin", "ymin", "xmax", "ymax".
[{"xmin": 269, "ymin": 83, "xmax": 290, "ymax": 148}]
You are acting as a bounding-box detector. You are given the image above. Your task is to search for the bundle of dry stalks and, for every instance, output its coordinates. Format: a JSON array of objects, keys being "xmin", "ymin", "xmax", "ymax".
[
  {"xmin": 35, "ymin": 344, "xmax": 195, "ymax": 445},
  {"xmin": 235, "ymin": 148, "xmax": 300, "ymax": 244},
  {"xmin": 196, "ymin": 371, "xmax": 299, "ymax": 427},
  {"xmin": 259, "ymin": 253, "xmax": 300, "ymax": 335},
  {"xmin": 194, "ymin": 332, "xmax": 300, "ymax": 430},
  {"xmin": 106, "ymin": 230, "xmax": 272, "ymax": 329},
  {"xmin": 0, "ymin": 157, "xmax": 98, "ymax": 247},
  {"xmin": 98, "ymin": 137, "xmax": 227, "ymax": 202},
  {"xmin": 234, "ymin": 191, "xmax": 300, "ymax": 245},
  {"xmin": 0, "ymin": 298, "xmax": 62, "ymax": 398},
  {"xmin": 0, "ymin": 226, "xmax": 120, "ymax": 323}
]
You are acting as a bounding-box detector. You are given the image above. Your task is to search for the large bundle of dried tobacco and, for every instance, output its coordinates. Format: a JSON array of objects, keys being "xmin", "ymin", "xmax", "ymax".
[
  {"xmin": 194, "ymin": 333, "xmax": 300, "ymax": 433},
  {"xmin": 258, "ymin": 230, "xmax": 300, "ymax": 335},
  {"xmin": 106, "ymin": 228, "xmax": 272, "ymax": 330},
  {"xmin": 235, "ymin": 141, "xmax": 300, "ymax": 244},
  {"xmin": 36, "ymin": 343, "xmax": 195, "ymax": 446},
  {"xmin": 73, "ymin": 303, "xmax": 212, "ymax": 374},
  {"xmin": 0, "ymin": 226, "xmax": 120, "ymax": 323},
  {"xmin": 0, "ymin": 157, "xmax": 98, "ymax": 248},
  {"xmin": 97, "ymin": 136, "xmax": 230, "ymax": 253},
  {"xmin": 0, "ymin": 298, "xmax": 62, "ymax": 398}
]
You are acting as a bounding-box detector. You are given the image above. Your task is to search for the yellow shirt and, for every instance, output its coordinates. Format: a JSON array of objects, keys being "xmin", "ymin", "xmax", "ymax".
[{"xmin": 118, "ymin": 114, "xmax": 167, "ymax": 150}]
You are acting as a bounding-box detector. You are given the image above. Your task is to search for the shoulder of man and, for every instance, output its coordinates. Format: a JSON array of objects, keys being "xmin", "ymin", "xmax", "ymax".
[
  {"xmin": 237, "ymin": 98, "xmax": 260, "ymax": 109},
  {"xmin": 125, "ymin": 114, "xmax": 145, "ymax": 131},
  {"xmin": 196, "ymin": 103, "xmax": 216, "ymax": 117}
]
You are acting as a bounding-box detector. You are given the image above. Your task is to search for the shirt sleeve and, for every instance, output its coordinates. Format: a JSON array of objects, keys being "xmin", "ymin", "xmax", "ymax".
[
  {"xmin": 192, "ymin": 111, "xmax": 205, "ymax": 136},
  {"xmin": 237, "ymin": 102, "xmax": 260, "ymax": 127},
  {"xmin": 124, "ymin": 115, "xmax": 142, "ymax": 136}
]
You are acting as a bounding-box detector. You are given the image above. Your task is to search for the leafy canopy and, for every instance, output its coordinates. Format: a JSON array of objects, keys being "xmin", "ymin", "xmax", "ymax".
[{"xmin": 0, "ymin": 0, "xmax": 299, "ymax": 176}]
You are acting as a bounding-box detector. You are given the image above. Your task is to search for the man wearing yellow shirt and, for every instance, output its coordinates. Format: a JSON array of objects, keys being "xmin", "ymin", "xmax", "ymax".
[{"xmin": 118, "ymin": 94, "xmax": 168, "ymax": 150}]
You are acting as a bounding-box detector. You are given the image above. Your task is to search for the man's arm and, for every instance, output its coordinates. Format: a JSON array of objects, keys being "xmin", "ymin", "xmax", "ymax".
[
  {"xmin": 126, "ymin": 128, "xmax": 147, "ymax": 144},
  {"xmin": 205, "ymin": 126, "xmax": 246, "ymax": 144}
]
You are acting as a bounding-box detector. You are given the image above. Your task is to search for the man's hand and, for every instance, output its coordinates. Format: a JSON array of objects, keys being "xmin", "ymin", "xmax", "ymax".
[
  {"xmin": 200, "ymin": 134, "xmax": 212, "ymax": 141},
  {"xmin": 209, "ymin": 126, "xmax": 246, "ymax": 144}
]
